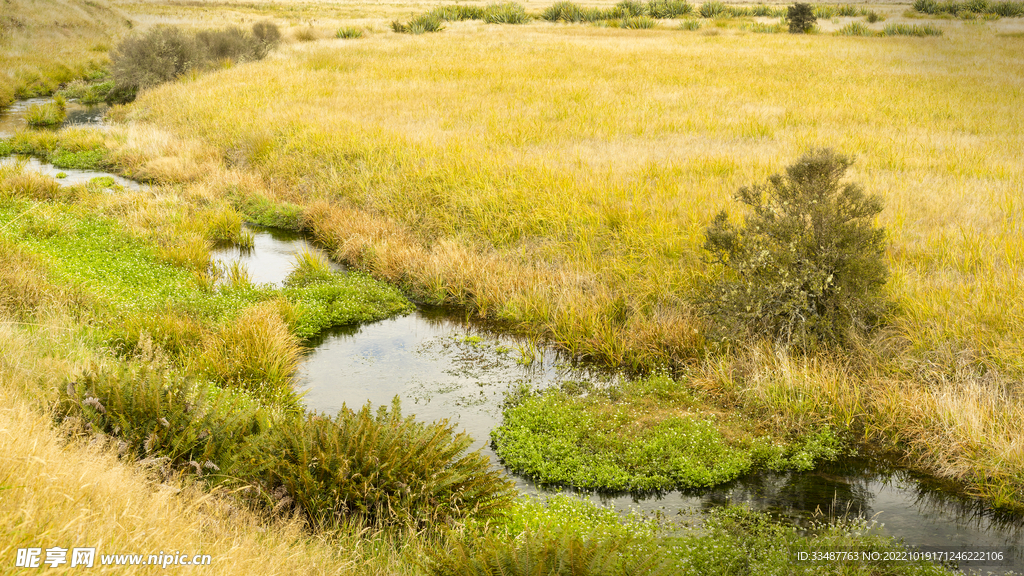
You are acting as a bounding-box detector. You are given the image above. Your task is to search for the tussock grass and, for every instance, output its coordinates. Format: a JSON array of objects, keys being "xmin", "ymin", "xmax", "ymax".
[
  {"xmin": 24, "ymin": 96, "xmax": 68, "ymax": 127},
  {"xmin": 336, "ymin": 26, "xmax": 365, "ymax": 39},
  {"xmin": 197, "ymin": 301, "xmax": 302, "ymax": 404},
  {"xmin": 883, "ymin": 22, "xmax": 944, "ymax": 35}
]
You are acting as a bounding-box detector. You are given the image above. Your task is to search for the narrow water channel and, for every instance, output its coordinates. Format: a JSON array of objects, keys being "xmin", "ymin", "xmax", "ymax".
[{"xmin": 4, "ymin": 97, "xmax": 1023, "ymax": 572}]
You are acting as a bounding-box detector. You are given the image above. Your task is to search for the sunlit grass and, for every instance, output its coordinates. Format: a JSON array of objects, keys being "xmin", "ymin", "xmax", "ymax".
[{"xmin": 109, "ymin": 20, "xmax": 1024, "ymax": 505}]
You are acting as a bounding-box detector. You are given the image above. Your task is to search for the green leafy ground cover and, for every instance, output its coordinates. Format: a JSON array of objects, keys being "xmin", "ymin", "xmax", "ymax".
[{"xmin": 492, "ymin": 375, "xmax": 842, "ymax": 491}]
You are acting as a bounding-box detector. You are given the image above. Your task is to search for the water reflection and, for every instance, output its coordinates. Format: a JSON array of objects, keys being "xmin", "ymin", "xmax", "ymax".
[{"xmin": 0, "ymin": 97, "xmax": 109, "ymax": 137}]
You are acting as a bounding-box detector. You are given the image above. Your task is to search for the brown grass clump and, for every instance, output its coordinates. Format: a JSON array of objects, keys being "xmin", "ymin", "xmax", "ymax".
[{"xmin": 196, "ymin": 301, "xmax": 303, "ymax": 403}]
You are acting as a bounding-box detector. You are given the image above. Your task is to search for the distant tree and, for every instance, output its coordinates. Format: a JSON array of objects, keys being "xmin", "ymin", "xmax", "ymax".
[{"xmin": 788, "ymin": 2, "xmax": 816, "ymax": 33}]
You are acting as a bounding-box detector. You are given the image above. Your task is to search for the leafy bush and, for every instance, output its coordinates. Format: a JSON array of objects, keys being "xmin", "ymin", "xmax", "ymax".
[
  {"xmin": 483, "ymin": 2, "xmax": 530, "ymax": 24},
  {"xmin": 699, "ymin": 0, "xmax": 727, "ymax": 17},
  {"xmin": 648, "ymin": 0, "xmax": 693, "ymax": 17},
  {"xmin": 336, "ymin": 26, "xmax": 365, "ymax": 38},
  {"xmin": 787, "ymin": 2, "xmax": 816, "ymax": 32},
  {"xmin": 240, "ymin": 397, "xmax": 516, "ymax": 530},
  {"xmin": 109, "ymin": 22, "xmax": 280, "ymax": 102},
  {"xmin": 702, "ymin": 149, "xmax": 888, "ymax": 348},
  {"xmin": 866, "ymin": 10, "xmax": 885, "ymax": 22},
  {"xmin": 883, "ymin": 22, "xmax": 943, "ymax": 35},
  {"xmin": 679, "ymin": 18, "xmax": 702, "ymax": 29}
]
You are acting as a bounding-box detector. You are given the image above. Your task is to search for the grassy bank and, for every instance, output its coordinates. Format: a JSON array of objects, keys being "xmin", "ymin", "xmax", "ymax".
[
  {"xmin": 0, "ymin": 0, "xmax": 129, "ymax": 108},
  {"xmin": 0, "ymin": 154, "xmax": 959, "ymax": 574},
  {"xmin": 94, "ymin": 16, "xmax": 1024, "ymax": 509}
]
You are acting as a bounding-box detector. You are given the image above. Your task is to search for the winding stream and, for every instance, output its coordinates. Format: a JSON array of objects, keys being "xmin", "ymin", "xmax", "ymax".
[{"xmin": 4, "ymin": 99, "xmax": 1023, "ymax": 573}]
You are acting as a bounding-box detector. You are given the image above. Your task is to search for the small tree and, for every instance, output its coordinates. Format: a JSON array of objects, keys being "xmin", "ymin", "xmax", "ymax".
[
  {"xmin": 703, "ymin": 149, "xmax": 888, "ymax": 348},
  {"xmin": 788, "ymin": 2, "xmax": 816, "ymax": 33}
]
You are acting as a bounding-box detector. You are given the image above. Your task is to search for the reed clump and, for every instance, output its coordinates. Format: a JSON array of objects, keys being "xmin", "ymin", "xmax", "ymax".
[{"xmin": 24, "ymin": 95, "xmax": 67, "ymax": 127}]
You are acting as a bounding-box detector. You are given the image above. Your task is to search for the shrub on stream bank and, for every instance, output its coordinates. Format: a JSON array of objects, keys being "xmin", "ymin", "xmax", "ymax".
[
  {"xmin": 109, "ymin": 22, "xmax": 281, "ymax": 103},
  {"xmin": 702, "ymin": 149, "xmax": 888, "ymax": 349}
]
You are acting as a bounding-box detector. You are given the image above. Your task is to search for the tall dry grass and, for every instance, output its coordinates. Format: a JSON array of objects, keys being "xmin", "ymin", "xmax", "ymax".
[{"xmin": 0, "ymin": 0, "xmax": 128, "ymax": 107}]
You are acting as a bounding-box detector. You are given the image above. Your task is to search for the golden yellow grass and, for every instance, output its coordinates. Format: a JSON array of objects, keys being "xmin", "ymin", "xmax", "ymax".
[
  {"xmin": 98, "ymin": 19, "xmax": 1024, "ymax": 504},
  {"xmin": 0, "ymin": 323, "xmax": 428, "ymax": 575},
  {"xmin": 0, "ymin": 0, "xmax": 128, "ymax": 107}
]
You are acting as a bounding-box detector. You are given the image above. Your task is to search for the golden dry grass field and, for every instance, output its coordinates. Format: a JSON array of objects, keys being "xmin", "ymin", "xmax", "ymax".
[{"xmin": 2, "ymin": 0, "xmax": 1024, "ymax": 572}]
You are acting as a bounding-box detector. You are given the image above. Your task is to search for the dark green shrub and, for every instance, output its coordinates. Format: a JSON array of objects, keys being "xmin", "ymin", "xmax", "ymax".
[
  {"xmin": 866, "ymin": 10, "xmax": 884, "ymax": 22},
  {"xmin": 484, "ymin": 2, "xmax": 530, "ymax": 24},
  {"xmin": 239, "ymin": 398, "xmax": 515, "ymax": 531},
  {"xmin": 679, "ymin": 18, "xmax": 702, "ymax": 28},
  {"xmin": 787, "ymin": 2, "xmax": 816, "ymax": 32},
  {"xmin": 647, "ymin": 0, "xmax": 693, "ymax": 17},
  {"xmin": 110, "ymin": 26, "xmax": 203, "ymax": 93},
  {"xmin": 913, "ymin": 0, "xmax": 940, "ymax": 12},
  {"xmin": 699, "ymin": 0, "xmax": 727, "ymax": 17},
  {"xmin": 702, "ymin": 149, "xmax": 888, "ymax": 348}
]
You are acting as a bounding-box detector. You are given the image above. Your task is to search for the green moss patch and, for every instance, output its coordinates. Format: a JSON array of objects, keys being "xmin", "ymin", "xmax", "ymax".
[{"xmin": 491, "ymin": 376, "xmax": 843, "ymax": 492}]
